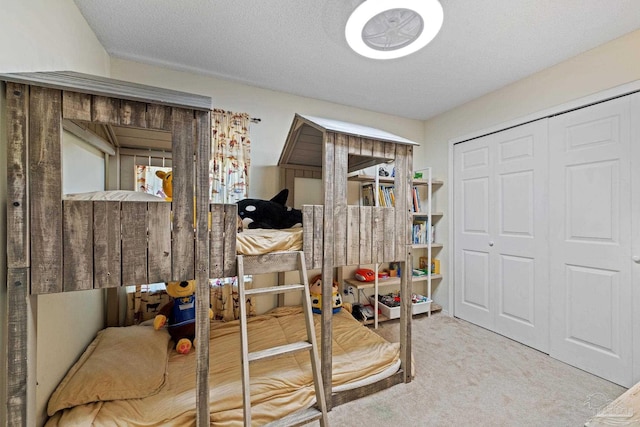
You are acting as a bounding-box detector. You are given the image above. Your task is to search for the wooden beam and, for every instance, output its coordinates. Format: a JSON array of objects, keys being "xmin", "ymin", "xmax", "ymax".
[
  {"xmin": 6, "ymin": 82, "xmax": 29, "ymax": 268},
  {"xmin": 29, "ymin": 86, "xmax": 63, "ymax": 294},
  {"xmin": 6, "ymin": 268, "xmax": 29, "ymax": 426},
  {"xmin": 62, "ymin": 120, "xmax": 116, "ymax": 155}
]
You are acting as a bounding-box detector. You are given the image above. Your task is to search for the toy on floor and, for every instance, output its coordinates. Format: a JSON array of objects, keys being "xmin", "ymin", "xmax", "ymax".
[
  {"xmin": 236, "ymin": 189, "xmax": 302, "ymax": 229},
  {"xmin": 153, "ymin": 280, "xmax": 213, "ymax": 354},
  {"xmin": 309, "ymin": 274, "xmax": 342, "ymax": 314}
]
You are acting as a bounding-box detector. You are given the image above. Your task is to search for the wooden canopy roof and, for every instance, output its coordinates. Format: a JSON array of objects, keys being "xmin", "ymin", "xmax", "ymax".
[{"xmin": 278, "ymin": 114, "xmax": 419, "ymax": 173}]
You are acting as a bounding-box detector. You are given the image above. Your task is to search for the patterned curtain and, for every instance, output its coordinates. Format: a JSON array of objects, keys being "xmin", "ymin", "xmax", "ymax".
[
  {"xmin": 135, "ymin": 165, "xmax": 171, "ymax": 198},
  {"xmin": 211, "ymin": 109, "xmax": 251, "ymax": 203}
]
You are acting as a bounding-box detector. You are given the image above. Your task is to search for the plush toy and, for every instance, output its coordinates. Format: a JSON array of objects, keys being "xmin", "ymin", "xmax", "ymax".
[
  {"xmin": 237, "ymin": 189, "xmax": 302, "ymax": 229},
  {"xmin": 308, "ymin": 274, "xmax": 342, "ymax": 314},
  {"xmin": 155, "ymin": 170, "xmax": 173, "ymax": 201},
  {"xmin": 153, "ymin": 280, "xmax": 213, "ymax": 354}
]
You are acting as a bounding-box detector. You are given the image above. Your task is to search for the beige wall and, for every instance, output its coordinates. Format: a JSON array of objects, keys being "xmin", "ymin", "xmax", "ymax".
[
  {"xmin": 418, "ymin": 28, "xmax": 640, "ymax": 312},
  {"xmin": 0, "ymin": 1, "xmax": 111, "ymax": 425},
  {"xmin": 110, "ymin": 58, "xmax": 426, "ymax": 201},
  {"xmin": 0, "ymin": 0, "xmax": 109, "ymax": 75}
]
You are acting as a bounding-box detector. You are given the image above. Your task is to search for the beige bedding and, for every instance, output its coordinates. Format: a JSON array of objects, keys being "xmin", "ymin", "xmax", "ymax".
[
  {"xmin": 236, "ymin": 227, "xmax": 303, "ymax": 255},
  {"xmin": 46, "ymin": 306, "xmax": 400, "ymax": 426}
]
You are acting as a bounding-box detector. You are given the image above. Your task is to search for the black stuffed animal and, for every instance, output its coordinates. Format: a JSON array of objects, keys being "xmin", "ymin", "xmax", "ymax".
[{"xmin": 237, "ymin": 189, "xmax": 302, "ymax": 229}]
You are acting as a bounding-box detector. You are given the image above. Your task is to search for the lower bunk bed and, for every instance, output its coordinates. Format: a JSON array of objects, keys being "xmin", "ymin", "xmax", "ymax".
[{"xmin": 45, "ymin": 305, "xmax": 400, "ymax": 426}]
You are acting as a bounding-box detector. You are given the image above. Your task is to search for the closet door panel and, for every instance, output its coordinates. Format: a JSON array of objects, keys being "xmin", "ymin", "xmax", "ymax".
[
  {"xmin": 491, "ymin": 121, "xmax": 549, "ymax": 352},
  {"xmin": 549, "ymin": 95, "xmax": 633, "ymax": 387},
  {"xmin": 454, "ymin": 138, "xmax": 494, "ymax": 329}
]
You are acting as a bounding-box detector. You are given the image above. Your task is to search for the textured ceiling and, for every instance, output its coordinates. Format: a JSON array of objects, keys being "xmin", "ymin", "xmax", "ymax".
[{"xmin": 73, "ymin": 0, "xmax": 640, "ymax": 120}]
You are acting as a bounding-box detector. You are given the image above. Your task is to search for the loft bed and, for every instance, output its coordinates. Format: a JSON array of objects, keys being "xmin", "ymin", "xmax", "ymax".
[
  {"xmin": 2, "ymin": 72, "xmax": 416, "ymax": 426},
  {"xmin": 278, "ymin": 114, "xmax": 418, "ymax": 404}
]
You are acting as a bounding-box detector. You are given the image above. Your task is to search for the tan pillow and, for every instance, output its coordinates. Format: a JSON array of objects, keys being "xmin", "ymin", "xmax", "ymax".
[{"xmin": 47, "ymin": 326, "xmax": 170, "ymax": 416}]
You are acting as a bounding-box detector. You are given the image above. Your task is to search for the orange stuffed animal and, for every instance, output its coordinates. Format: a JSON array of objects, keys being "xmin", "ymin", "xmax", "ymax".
[{"xmin": 155, "ymin": 170, "xmax": 172, "ymax": 201}]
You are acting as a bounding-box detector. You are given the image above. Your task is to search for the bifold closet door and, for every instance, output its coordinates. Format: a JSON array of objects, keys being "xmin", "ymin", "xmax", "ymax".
[
  {"xmin": 454, "ymin": 120, "xmax": 549, "ymax": 352},
  {"xmin": 549, "ymin": 94, "xmax": 638, "ymax": 387}
]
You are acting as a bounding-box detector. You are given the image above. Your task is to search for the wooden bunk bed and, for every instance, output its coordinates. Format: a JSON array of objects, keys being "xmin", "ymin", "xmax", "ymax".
[{"xmin": 3, "ymin": 73, "xmax": 416, "ymax": 426}]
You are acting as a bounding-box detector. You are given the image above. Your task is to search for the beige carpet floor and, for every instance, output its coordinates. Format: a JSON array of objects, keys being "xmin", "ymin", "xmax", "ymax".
[{"xmin": 323, "ymin": 313, "xmax": 626, "ymax": 427}]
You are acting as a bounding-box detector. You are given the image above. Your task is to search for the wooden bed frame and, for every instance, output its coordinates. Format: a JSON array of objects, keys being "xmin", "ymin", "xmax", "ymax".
[{"xmin": 3, "ymin": 73, "xmax": 416, "ymax": 426}]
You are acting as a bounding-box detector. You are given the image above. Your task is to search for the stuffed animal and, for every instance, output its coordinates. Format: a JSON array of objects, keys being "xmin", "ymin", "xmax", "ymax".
[
  {"xmin": 308, "ymin": 274, "xmax": 342, "ymax": 314},
  {"xmin": 237, "ymin": 189, "xmax": 302, "ymax": 229},
  {"xmin": 155, "ymin": 170, "xmax": 173, "ymax": 201},
  {"xmin": 153, "ymin": 280, "xmax": 213, "ymax": 354}
]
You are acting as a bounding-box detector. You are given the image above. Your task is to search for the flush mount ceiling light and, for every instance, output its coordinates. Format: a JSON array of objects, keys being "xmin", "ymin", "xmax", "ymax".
[{"xmin": 345, "ymin": 0, "xmax": 444, "ymax": 60}]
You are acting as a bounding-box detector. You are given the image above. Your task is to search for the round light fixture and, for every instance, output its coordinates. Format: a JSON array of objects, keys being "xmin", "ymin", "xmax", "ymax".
[{"xmin": 345, "ymin": 0, "xmax": 444, "ymax": 60}]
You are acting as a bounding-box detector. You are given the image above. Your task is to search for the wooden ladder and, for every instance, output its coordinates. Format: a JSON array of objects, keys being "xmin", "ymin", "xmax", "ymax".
[{"xmin": 237, "ymin": 251, "xmax": 329, "ymax": 427}]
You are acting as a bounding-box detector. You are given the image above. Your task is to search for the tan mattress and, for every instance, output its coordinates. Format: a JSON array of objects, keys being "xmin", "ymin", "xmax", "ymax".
[
  {"xmin": 46, "ymin": 306, "xmax": 400, "ymax": 426},
  {"xmin": 236, "ymin": 227, "xmax": 303, "ymax": 255}
]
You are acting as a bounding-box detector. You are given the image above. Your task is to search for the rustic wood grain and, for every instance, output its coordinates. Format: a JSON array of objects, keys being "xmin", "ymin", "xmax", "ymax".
[
  {"xmin": 63, "ymin": 200, "xmax": 93, "ymax": 291},
  {"xmin": 394, "ymin": 144, "xmax": 410, "ymax": 262},
  {"xmin": 346, "ymin": 205, "xmax": 360, "ymax": 266},
  {"xmin": 171, "ymin": 107, "xmax": 195, "ymax": 280},
  {"xmin": 372, "ymin": 207, "xmax": 385, "ymax": 264},
  {"xmin": 241, "ymin": 251, "xmax": 300, "ymax": 275},
  {"xmin": 93, "ymin": 201, "xmax": 121, "ymax": 288},
  {"xmin": 372, "ymin": 139, "xmax": 385, "ymax": 159},
  {"xmin": 359, "ymin": 206, "xmax": 372, "ymax": 265},
  {"xmin": 6, "ymin": 82, "xmax": 29, "ymax": 268},
  {"xmin": 347, "ymin": 135, "xmax": 359, "ymax": 155},
  {"xmin": 91, "ymin": 95, "xmax": 120, "ymax": 125},
  {"xmin": 400, "ymin": 247, "xmax": 412, "ymax": 383},
  {"xmin": 333, "ymin": 132, "xmax": 348, "ymax": 267},
  {"xmin": 120, "ymin": 99, "xmax": 147, "ymax": 128},
  {"xmin": 121, "ymin": 202, "xmax": 148, "ymax": 285},
  {"xmin": 360, "ymin": 137, "xmax": 374, "ymax": 157},
  {"xmin": 331, "ymin": 371, "xmax": 404, "ymax": 407},
  {"xmin": 321, "ymin": 131, "xmax": 335, "ymax": 408},
  {"xmin": 302, "ymin": 205, "xmax": 314, "ymax": 268},
  {"xmin": 6, "ymin": 268, "xmax": 29, "ymax": 425},
  {"xmin": 194, "ymin": 109, "xmax": 211, "ymax": 427},
  {"xmin": 62, "ymin": 91, "xmax": 91, "ymax": 121},
  {"xmin": 383, "ymin": 207, "xmax": 395, "ymax": 262},
  {"xmin": 209, "ymin": 203, "xmax": 225, "ymax": 278},
  {"xmin": 29, "ymin": 86, "xmax": 63, "ymax": 294},
  {"xmin": 147, "ymin": 104, "xmax": 172, "ymax": 131},
  {"xmin": 222, "ymin": 204, "xmax": 237, "ymax": 277},
  {"xmin": 147, "ymin": 202, "xmax": 172, "ymax": 283},
  {"xmin": 313, "ymin": 205, "xmax": 324, "ymax": 270}
]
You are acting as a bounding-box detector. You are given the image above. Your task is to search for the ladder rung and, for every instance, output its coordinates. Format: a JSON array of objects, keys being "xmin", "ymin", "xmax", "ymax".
[
  {"xmin": 248, "ymin": 341, "xmax": 312, "ymax": 363},
  {"xmin": 244, "ymin": 283, "xmax": 305, "ymax": 296},
  {"xmin": 262, "ymin": 407, "xmax": 323, "ymax": 427}
]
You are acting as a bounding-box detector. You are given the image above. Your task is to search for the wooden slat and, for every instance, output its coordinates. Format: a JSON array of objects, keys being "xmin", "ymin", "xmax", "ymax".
[
  {"xmin": 384, "ymin": 141, "xmax": 396, "ymax": 159},
  {"xmin": 6, "ymin": 82, "xmax": 29, "ymax": 268},
  {"xmin": 321, "ymin": 132, "xmax": 335, "ymax": 407},
  {"xmin": 359, "ymin": 206, "xmax": 373, "ymax": 264},
  {"xmin": 93, "ymin": 201, "xmax": 121, "ymax": 288},
  {"xmin": 91, "ymin": 95, "xmax": 120, "ymax": 125},
  {"xmin": 284, "ymin": 168, "xmax": 296, "ymax": 206},
  {"xmin": 147, "ymin": 202, "xmax": 172, "ymax": 283},
  {"xmin": 244, "ymin": 283, "xmax": 305, "ymax": 296},
  {"xmin": 348, "ymin": 135, "xmax": 360, "ymax": 155},
  {"xmin": 346, "ymin": 205, "xmax": 360, "ymax": 266},
  {"xmin": 383, "ymin": 207, "xmax": 395, "ymax": 262},
  {"xmin": 171, "ymin": 107, "xmax": 195, "ymax": 281},
  {"xmin": 222, "ymin": 204, "xmax": 238, "ymax": 277},
  {"xmin": 332, "ymin": 371, "xmax": 405, "ymax": 407},
  {"xmin": 303, "ymin": 205, "xmax": 314, "ymax": 268},
  {"xmin": 372, "ymin": 139, "xmax": 385, "ymax": 158},
  {"xmin": 372, "ymin": 207, "xmax": 385, "ymax": 264},
  {"xmin": 312, "ymin": 170, "xmax": 322, "ymax": 179},
  {"xmin": 120, "ymin": 99, "xmax": 147, "ymax": 128},
  {"xmin": 240, "ymin": 251, "xmax": 301, "ymax": 275},
  {"xmin": 147, "ymin": 103, "xmax": 172, "ymax": 131},
  {"xmin": 313, "ymin": 205, "xmax": 324, "ymax": 270},
  {"xmin": 360, "ymin": 137, "xmax": 374, "ymax": 157},
  {"xmin": 121, "ymin": 202, "xmax": 148, "ymax": 285},
  {"xmin": 394, "ymin": 144, "xmax": 410, "ymax": 262},
  {"xmin": 62, "ymin": 91, "xmax": 91, "ymax": 121},
  {"xmin": 194, "ymin": 109, "xmax": 211, "ymax": 427},
  {"xmin": 400, "ymin": 247, "xmax": 412, "ymax": 383},
  {"xmin": 63, "ymin": 201, "xmax": 93, "ymax": 291},
  {"xmin": 333, "ymin": 132, "xmax": 348, "ymax": 267},
  {"xmin": 6, "ymin": 268, "xmax": 29, "ymax": 425},
  {"xmin": 210, "ymin": 203, "xmax": 225, "ymax": 278},
  {"xmin": 30, "ymin": 86, "xmax": 63, "ymax": 294}
]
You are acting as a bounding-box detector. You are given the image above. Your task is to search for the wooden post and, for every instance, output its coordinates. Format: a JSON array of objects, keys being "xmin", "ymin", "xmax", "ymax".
[{"xmin": 321, "ymin": 132, "xmax": 334, "ymax": 408}]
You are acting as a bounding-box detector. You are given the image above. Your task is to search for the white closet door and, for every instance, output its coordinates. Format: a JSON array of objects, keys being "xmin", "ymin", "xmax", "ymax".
[
  {"xmin": 454, "ymin": 120, "xmax": 549, "ymax": 352},
  {"xmin": 549, "ymin": 95, "xmax": 634, "ymax": 387}
]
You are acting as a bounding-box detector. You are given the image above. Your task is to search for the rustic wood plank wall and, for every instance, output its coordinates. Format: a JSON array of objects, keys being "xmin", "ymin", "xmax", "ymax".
[
  {"xmin": 30, "ymin": 86, "xmax": 63, "ymax": 294},
  {"xmin": 63, "ymin": 201, "xmax": 94, "ymax": 291},
  {"xmin": 222, "ymin": 204, "xmax": 238, "ymax": 278},
  {"xmin": 147, "ymin": 202, "xmax": 172, "ymax": 283},
  {"xmin": 171, "ymin": 107, "xmax": 195, "ymax": 281},
  {"xmin": 93, "ymin": 201, "xmax": 121, "ymax": 288}
]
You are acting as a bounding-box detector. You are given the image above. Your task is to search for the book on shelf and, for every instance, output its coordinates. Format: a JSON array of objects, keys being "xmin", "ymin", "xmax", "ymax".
[
  {"xmin": 412, "ymin": 186, "xmax": 422, "ymax": 212},
  {"xmin": 362, "ymin": 183, "xmax": 374, "ymax": 206}
]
